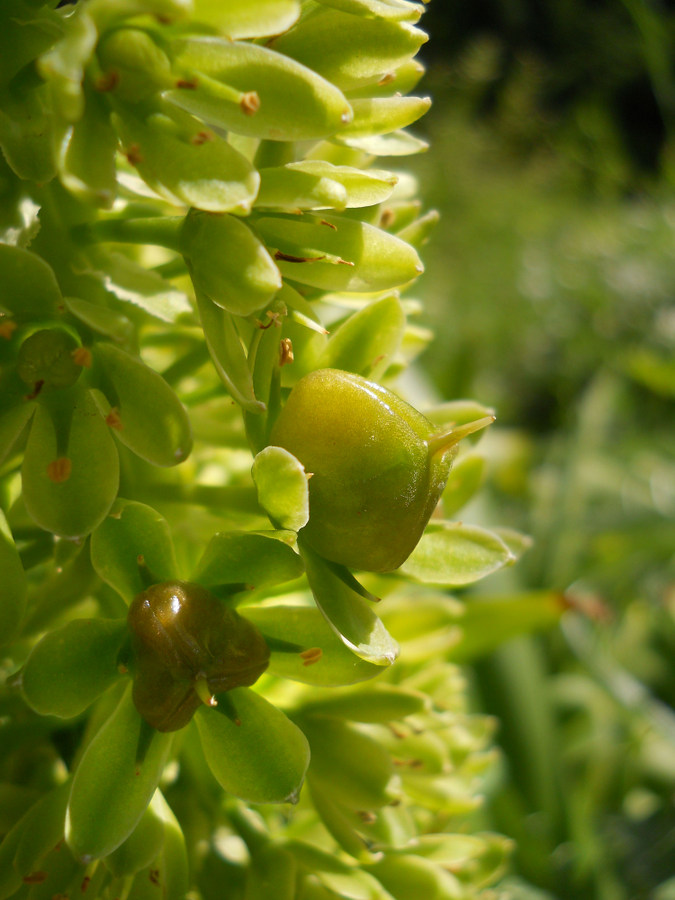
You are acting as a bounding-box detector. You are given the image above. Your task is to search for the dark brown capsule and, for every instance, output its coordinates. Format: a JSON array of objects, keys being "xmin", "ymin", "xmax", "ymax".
[{"xmin": 127, "ymin": 581, "xmax": 270, "ymax": 732}]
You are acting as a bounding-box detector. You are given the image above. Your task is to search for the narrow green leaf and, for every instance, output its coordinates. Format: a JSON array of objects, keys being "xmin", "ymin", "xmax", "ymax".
[
  {"xmin": 245, "ymin": 605, "xmax": 385, "ymax": 686},
  {"xmin": 12, "ymin": 780, "xmax": 71, "ymax": 878},
  {"xmin": 104, "ymin": 791, "xmax": 166, "ymax": 877},
  {"xmin": 451, "ymin": 591, "xmax": 567, "ymax": 663},
  {"xmin": 113, "ymin": 105, "xmax": 259, "ymax": 213},
  {"xmin": 246, "ymin": 844, "xmax": 298, "ymax": 900},
  {"xmin": 286, "ymin": 840, "xmax": 394, "ymax": 899},
  {"xmin": 95, "ymin": 342, "xmax": 193, "ymax": 467},
  {"xmin": 22, "ymin": 388, "xmax": 119, "ymax": 539},
  {"xmin": 256, "ymin": 161, "xmax": 397, "ymax": 211},
  {"xmin": 64, "ymin": 296, "xmax": 134, "ymax": 343},
  {"xmin": 299, "ymin": 685, "xmax": 427, "ymax": 722},
  {"xmin": 181, "ymin": 210, "xmax": 281, "ymax": 316},
  {"xmin": 0, "ymin": 510, "xmax": 27, "ymax": 645},
  {"xmin": 91, "ymin": 250, "xmax": 192, "ymax": 323},
  {"xmin": 255, "ymin": 213, "xmax": 423, "ymax": 293},
  {"xmin": 195, "ymin": 688, "xmax": 310, "ymax": 803},
  {"xmin": 0, "ymin": 401, "xmax": 35, "ymax": 469},
  {"xmin": 337, "ymin": 129, "xmax": 429, "ymax": 156},
  {"xmin": 316, "ymin": 293, "xmax": 405, "ymax": 377},
  {"xmin": 0, "ymin": 244, "xmax": 60, "ymax": 318},
  {"xmin": 60, "ymin": 86, "xmax": 117, "ymax": 207},
  {"xmin": 399, "ymin": 522, "xmax": 516, "ymax": 586},
  {"xmin": 166, "ymin": 37, "xmax": 352, "ymax": 141},
  {"xmin": 90, "ymin": 499, "xmax": 179, "ymax": 602},
  {"xmin": 441, "ymin": 453, "xmax": 486, "ymax": 518},
  {"xmin": 22, "ymin": 618, "xmax": 127, "ymax": 718},
  {"xmin": 301, "ymin": 541, "xmax": 399, "ymax": 666},
  {"xmin": 191, "ymin": 530, "xmax": 304, "ymax": 590},
  {"xmin": 270, "ymin": 9, "xmax": 428, "ymax": 92},
  {"xmin": 193, "ymin": 0, "xmax": 300, "ymax": 39},
  {"xmin": 195, "ymin": 290, "xmax": 264, "ymax": 413},
  {"xmin": 314, "ymin": 0, "xmax": 423, "ymax": 21},
  {"xmin": 252, "ymin": 446, "xmax": 310, "ymax": 532},
  {"xmin": 66, "ymin": 687, "xmax": 173, "ymax": 862},
  {"xmin": 366, "ymin": 852, "xmax": 463, "ymax": 900},
  {"xmin": 341, "ymin": 96, "xmax": 430, "ymax": 138}
]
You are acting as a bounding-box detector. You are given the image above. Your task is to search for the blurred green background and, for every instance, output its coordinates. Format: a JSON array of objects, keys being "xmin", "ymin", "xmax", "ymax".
[{"xmin": 409, "ymin": 1, "xmax": 675, "ymax": 897}]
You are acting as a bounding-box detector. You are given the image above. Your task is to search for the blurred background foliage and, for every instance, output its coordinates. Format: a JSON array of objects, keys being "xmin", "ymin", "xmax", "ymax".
[{"xmin": 408, "ymin": 1, "xmax": 675, "ymax": 898}]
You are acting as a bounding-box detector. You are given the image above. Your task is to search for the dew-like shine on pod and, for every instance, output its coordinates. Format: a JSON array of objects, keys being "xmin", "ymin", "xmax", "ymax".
[
  {"xmin": 269, "ymin": 369, "xmax": 494, "ymax": 573},
  {"xmin": 127, "ymin": 581, "xmax": 270, "ymax": 732}
]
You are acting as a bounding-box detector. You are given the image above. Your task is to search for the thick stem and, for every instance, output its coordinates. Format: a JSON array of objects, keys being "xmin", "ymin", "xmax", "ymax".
[{"xmin": 427, "ymin": 414, "xmax": 496, "ymax": 458}]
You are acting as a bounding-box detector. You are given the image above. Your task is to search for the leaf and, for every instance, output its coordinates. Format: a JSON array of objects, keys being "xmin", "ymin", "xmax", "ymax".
[
  {"xmin": 337, "ymin": 129, "xmax": 428, "ymax": 156},
  {"xmin": 450, "ymin": 591, "xmax": 567, "ymax": 663},
  {"xmin": 92, "ymin": 250, "xmax": 192, "ymax": 323},
  {"xmin": 270, "ymin": 9, "xmax": 428, "ymax": 92},
  {"xmin": 366, "ymin": 852, "xmax": 463, "ymax": 900},
  {"xmin": 299, "ymin": 684, "xmax": 427, "ymax": 723},
  {"xmin": 316, "ymin": 293, "xmax": 405, "ymax": 377},
  {"xmin": 95, "ymin": 342, "xmax": 193, "ymax": 467},
  {"xmin": 90, "ymin": 499, "xmax": 179, "ymax": 602},
  {"xmin": 256, "ymin": 161, "xmax": 397, "ymax": 211},
  {"xmin": 441, "ymin": 453, "xmax": 486, "ymax": 518},
  {"xmin": 0, "ymin": 511, "xmax": 27, "ymax": 645},
  {"xmin": 12, "ymin": 780, "xmax": 72, "ymax": 880},
  {"xmin": 245, "ymin": 605, "xmax": 384, "ymax": 686},
  {"xmin": 340, "ymin": 96, "xmax": 430, "ymax": 138},
  {"xmin": 252, "ymin": 446, "xmax": 310, "ymax": 532},
  {"xmin": 180, "ymin": 210, "xmax": 281, "ymax": 316},
  {"xmin": 301, "ymin": 541, "xmax": 399, "ymax": 666},
  {"xmin": 165, "ymin": 37, "xmax": 352, "ymax": 141},
  {"xmin": 193, "ymin": 0, "xmax": 301, "ymax": 39},
  {"xmin": 399, "ymin": 522, "xmax": 516, "ymax": 586},
  {"xmin": 60, "ymin": 86, "xmax": 118, "ymax": 207},
  {"xmin": 104, "ymin": 791, "xmax": 166, "ymax": 877},
  {"xmin": 22, "ymin": 388, "xmax": 119, "ymax": 539},
  {"xmin": 67, "ymin": 687, "xmax": 173, "ymax": 862},
  {"xmin": 0, "ymin": 244, "xmax": 60, "ymax": 318},
  {"xmin": 64, "ymin": 296, "xmax": 134, "ymax": 343},
  {"xmin": 254, "ymin": 213, "xmax": 423, "ymax": 292},
  {"xmin": 191, "ymin": 530, "xmax": 304, "ymax": 590},
  {"xmin": 195, "ymin": 687, "xmax": 310, "ymax": 803},
  {"xmin": 195, "ymin": 290, "xmax": 264, "ymax": 413},
  {"xmin": 314, "ymin": 0, "xmax": 423, "ymax": 21},
  {"xmin": 113, "ymin": 105, "xmax": 259, "ymax": 213},
  {"xmin": 22, "ymin": 618, "xmax": 127, "ymax": 718},
  {"xmin": 286, "ymin": 840, "xmax": 393, "ymax": 899}
]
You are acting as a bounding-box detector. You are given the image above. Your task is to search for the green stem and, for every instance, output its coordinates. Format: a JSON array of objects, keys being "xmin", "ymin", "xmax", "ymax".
[{"xmin": 73, "ymin": 217, "xmax": 184, "ymax": 252}]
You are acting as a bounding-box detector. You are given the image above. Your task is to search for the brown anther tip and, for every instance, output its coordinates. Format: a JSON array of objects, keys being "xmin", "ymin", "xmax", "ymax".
[
  {"xmin": 320, "ymin": 219, "xmax": 338, "ymax": 230},
  {"xmin": 47, "ymin": 457, "xmax": 72, "ymax": 483},
  {"xmin": 274, "ymin": 251, "xmax": 326, "ymax": 263},
  {"xmin": 240, "ymin": 91, "xmax": 260, "ymax": 116},
  {"xmin": 81, "ymin": 875, "xmax": 91, "ymax": 892},
  {"xmin": 337, "ymin": 258, "xmax": 355, "ymax": 266},
  {"xmin": 117, "ymin": 663, "xmax": 129, "ymax": 674},
  {"xmin": 23, "ymin": 872, "xmax": 48, "ymax": 885},
  {"xmin": 378, "ymin": 72, "xmax": 396, "ymax": 86},
  {"xmin": 379, "ymin": 208, "xmax": 395, "ymax": 229},
  {"xmin": 191, "ymin": 130, "xmax": 214, "ymax": 145},
  {"xmin": 106, "ymin": 407, "xmax": 123, "ymax": 430},
  {"xmin": 279, "ymin": 338, "xmax": 294, "ymax": 367},
  {"xmin": 176, "ymin": 78, "xmax": 198, "ymax": 90},
  {"xmin": 137, "ymin": 554, "xmax": 145, "ymax": 565},
  {"xmin": 125, "ymin": 144, "xmax": 143, "ymax": 166},
  {"xmin": 0, "ymin": 319, "xmax": 17, "ymax": 339},
  {"xmin": 95, "ymin": 70, "xmax": 119, "ymax": 92},
  {"xmin": 299, "ymin": 647, "xmax": 322, "ymax": 666},
  {"xmin": 71, "ymin": 346, "xmax": 92, "ymax": 368}
]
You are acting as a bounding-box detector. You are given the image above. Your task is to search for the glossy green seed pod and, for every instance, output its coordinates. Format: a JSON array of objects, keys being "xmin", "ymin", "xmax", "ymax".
[
  {"xmin": 268, "ymin": 369, "xmax": 493, "ymax": 573},
  {"xmin": 16, "ymin": 328, "xmax": 82, "ymax": 391},
  {"xmin": 127, "ymin": 581, "xmax": 270, "ymax": 732}
]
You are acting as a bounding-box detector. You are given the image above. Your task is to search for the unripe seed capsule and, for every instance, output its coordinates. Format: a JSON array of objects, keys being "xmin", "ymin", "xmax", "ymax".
[{"xmin": 269, "ymin": 369, "xmax": 493, "ymax": 572}]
